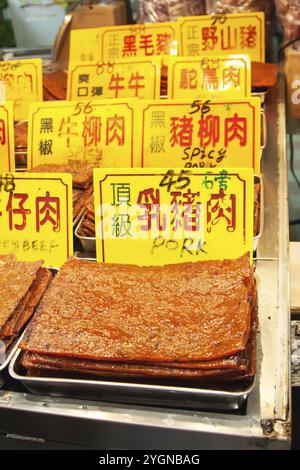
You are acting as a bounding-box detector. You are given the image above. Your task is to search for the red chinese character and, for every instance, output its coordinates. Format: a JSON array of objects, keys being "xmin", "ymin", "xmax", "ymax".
[
  {"xmin": 106, "ymin": 114, "xmax": 125, "ymax": 145},
  {"xmin": 137, "ymin": 188, "xmax": 166, "ymax": 231},
  {"xmin": 202, "ymin": 27, "xmax": 218, "ymax": 51},
  {"xmin": 201, "ymin": 67, "xmax": 219, "ymax": 90},
  {"xmin": 122, "ymin": 35, "xmax": 137, "ymax": 56},
  {"xmin": 6, "ymin": 193, "xmax": 31, "ymax": 231},
  {"xmin": 224, "ymin": 113, "xmax": 247, "ymax": 147},
  {"xmin": 156, "ymin": 33, "xmax": 172, "ymax": 54},
  {"xmin": 223, "ymin": 66, "xmax": 241, "ymax": 88},
  {"xmin": 179, "ymin": 69, "xmax": 197, "ymax": 89},
  {"xmin": 170, "ymin": 189, "xmax": 201, "ymax": 232},
  {"xmin": 128, "ymin": 72, "xmax": 145, "ymax": 97},
  {"xmin": 139, "ymin": 34, "xmax": 154, "ymax": 56},
  {"xmin": 58, "ymin": 117, "xmax": 78, "ymax": 148},
  {"xmin": 0, "ymin": 119, "xmax": 5, "ymax": 145},
  {"xmin": 36, "ymin": 191, "xmax": 60, "ymax": 232},
  {"xmin": 240, "ymin": 25, "xmax": 257, "ymax": 48},
  {"xmin": 170, "ymin": 116, "xmax": 193, "ymax": 147},
  {"xmin": 221, "ymin": 27, "xmax": 238, "ymax": 50},
  {"xmin": 198, "ymin": 115, "xmax": 220, "ymax": 148},
  {"xmin": 108, "ymin": 73, "xmax": 125, "ymax": 98},
  {"xmin": 82, "ymin": 116, "xmax": 102, "ymax": 147},
  {"xmin": 207, "ymin": 188, "xmax": 236, "ymax": 232}
]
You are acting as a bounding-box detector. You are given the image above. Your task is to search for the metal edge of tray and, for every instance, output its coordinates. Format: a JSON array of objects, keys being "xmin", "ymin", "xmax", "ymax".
[
  {"xmin": 9, "ymin": 347, "xmax": 255, "ymax": 412},
  {"xmin": 253, "ymin": 174, "xmax": 264, "ymax": 252},
  {"xmin": 252, "ymin": 90, "xmax": 268, "ymax": 105},
  {"xmin": 74, "ymin": 215, "xmax": 96, "ymax": 253},
  {"xmin": 0, "ymin": 337, "xmax": 22, "ymax": 387},
  {"xmin": 73, "ymin": 208, "xmax": 85, "ymax": 229},
  {"xmin": 260, "ymin": 109, "xmax": 267, "ymax": 157}
]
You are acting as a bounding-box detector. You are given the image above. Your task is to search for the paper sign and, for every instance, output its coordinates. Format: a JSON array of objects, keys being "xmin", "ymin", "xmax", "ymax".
[
  {"xmin": 138, "ymin": 98, "xmax": 261, "ymax": 174},
  {"xmin": 70, "ymin": 23, "xmax": 179, "ymax": 63},
  {"xmin": 0, "ymin": 102, "xmax": 15, "ymax": 172},
  {"xmin": 0, "ymin": 59, "xmax": 43, "ymax": 122},
  {"xmin": 178, "ymin": 13, "xmax": 265, "ymax": 62},
  {"xmin": 67, "ymin": 58, "xmax": 161, "ymax": 101},
  {"xmin": 94, "ymin": 167, "xmax": 254, "ymax": 265},
  {"xmin": 0, "ymin": 173, "xmax": 73, "ymax": 267},
  {"xmin": 27, "ymin": 99, "xmax": 138, "ymax": 169},
  {"xmin": 167, "ymin": 54, "xmax": 251, "ymax": 99}
]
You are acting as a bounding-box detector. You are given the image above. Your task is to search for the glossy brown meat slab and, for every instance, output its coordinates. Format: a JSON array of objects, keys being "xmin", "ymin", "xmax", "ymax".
[
  {"xmin": 21, "ymin": 254, "xmax": 254, "ymax": 362},
  {"xmin": 43, "ymin": 71, "xmax": 67, "ymax": 101},
  {"xmin": 29, "ymin": 160, "xmax": 93, "ymax": 189},
  {"xmin": 251, "ymin": 62, "xmax": 279, "ymax": 89}
]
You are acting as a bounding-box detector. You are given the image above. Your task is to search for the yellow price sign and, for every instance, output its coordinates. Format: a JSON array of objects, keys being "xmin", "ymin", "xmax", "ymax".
[
  {"xmin": 27, "ymin": 99, "xmax": 138, "ymax": 169},
  {"xmin": 0, "ymin": 102, "xmax": 15, "ymax": 172},
  {"xmin": 0, "ymin": 173, "xmax": 73, "ymax": 267},
  {"xmin": 94, "ymin": 167, "xmax": 253, "ymax": 265},
  {"xmin": 137, "ymin": 98, "xmax": 261, "ymax": 174},
  {"xmin": 0, "ymin": 59, "xmax": 43, "ymax": 122},
  {"xmin": 70, "ymin": 23, "xmax": 179, "ymax": 63},
  {"xmin": 178, "ymin": 12, "xmax": 265, "ymax": 62},
  {"xmin": 67, "ymin": 58, "xmax": 161, "ymax": 101},
  {"xmin": 167, "ymin": 54, "xmax": 251, "ymax": 99}
]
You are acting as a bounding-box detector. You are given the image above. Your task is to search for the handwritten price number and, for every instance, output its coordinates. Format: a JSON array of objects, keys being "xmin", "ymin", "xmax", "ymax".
[
  {"xmin": 0, "ymin": 174, "xmax": 15, "ymax": 193},
  {"xmin": 189, "ymin": 99, "xmax": 211, "ymax": 119},
  {"xmin": 73, "ymin": 101, "xmax": 93, "ymax": 116},
  {"xmin": 159, "ymin": 169, "xmax": 191, "ymax": 193},
  {"xmin": 211, "ymin": 14, "xmax": 227, "ymax": 26}
]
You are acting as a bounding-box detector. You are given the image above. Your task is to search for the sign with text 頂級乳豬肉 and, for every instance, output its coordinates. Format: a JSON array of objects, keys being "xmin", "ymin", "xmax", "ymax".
[
  {"xmin": 0, "ymin": 173, "xmax": 73, "ymax": 267},
  {"xmin": 0, "ymin": 58, "xmax": 43, "ymax": 122},
  {"xmin": 0, "ymin": 102, "xmax": 15, "ymax": 172},
  {"xmin": 67, "ymin": 58, "xmax": 161, "ymax": 101},
  {"xmin": 27, "ymin": 99, "xmax": 139, "ymax": 169},
  {"xmin": 178, "ymin": 12, "xmax": 265, "ymax": 62},
  {"xmin": 167, "ymin": 54, "xmax": 251, "ymax": 100},
  {"xmin": 70, "ymin": 23, "xmax": 179, "ymax": 64},
  {"xmin": 137, "ymin": 98, "xmax": 261, "ymax": 174},
  {"xmin": 94, "ymin": 167, "xmax": 254, "ymax": 265}
]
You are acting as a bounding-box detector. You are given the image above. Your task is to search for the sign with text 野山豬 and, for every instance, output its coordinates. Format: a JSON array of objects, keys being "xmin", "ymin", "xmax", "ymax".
[
  {"xmin": 167, "ymin": 54, "xmax": 251, "ymax": 100},
  {"xmin": 94, "ymin": 167, "xmax": 254, "ymax": 265},
  {"xmin": 178, "ymin": 13, "xmax": 265, "ymax": 63},
  {"xmin": 0, "ymin": 59, "xmax": 43, "ymax": 122},
  {"xmin": 67, "ymin": 58, "xmax": 161, "ymax": 101},
  {"xmin": 27, "ymin": 99, "xmax": 138, "ymax": 169},
  {"xmin": 69, "ymin": 23, "xmax": 179, "ymax": 64},
  {"xmin": 138, "ymin": 98, "xmax": 261, "ymax": 174},
  {"xmin": 0, "ymin": 102, "xmax": 15, "ymax": 172},
  {"xmin": 0, "ymin": 173, "xmax": 73, "ymax": 267}
]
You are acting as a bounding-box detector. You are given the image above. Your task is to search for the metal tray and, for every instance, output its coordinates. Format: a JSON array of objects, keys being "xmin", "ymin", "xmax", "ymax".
[
  {"xmin": 252, "ymin": 89, "xmax": 268, "ymax": 105},
  {"xmin": 74, "ymin": 216, "xmax": 96, "ymax": 253},
  {"xmin": 0, "ymin": 337, "xmax": 22, "ymax": 388},
  {"xmin": 260, "ymin": 109, "xmax": 267, "ymax": 157},
  {"xmin": 9, "ymin": 347, "xmax": 255, "ymax": 412}
]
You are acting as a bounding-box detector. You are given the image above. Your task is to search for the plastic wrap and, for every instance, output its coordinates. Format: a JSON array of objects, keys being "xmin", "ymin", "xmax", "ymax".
[
  {"xmin": 137, "ymin": 0, "xmax": 205, "ymax": 24},
  {"xmin": 205, "ymin": 0, "xmax": 273, "ymax": 17},
  {"xmin": 275, "ymin": 0, "xmax": 300, "ymax": 49}
]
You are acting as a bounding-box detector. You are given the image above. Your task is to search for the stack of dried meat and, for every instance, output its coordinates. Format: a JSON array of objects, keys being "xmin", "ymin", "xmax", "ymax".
[
  {"xmin": 14, "ymin": 121, "xmax": 28, "ymax": 167},
  {"xmin": 20, "ymin": 254, "xmax": 257, "ymax": 386},
  {"xmin": 78, "ymin": 195, "xmax": 95, "ymax": 238},
  {"xmin": 0, "ymin": 256, "xmax": 52, "ymax": 355},
  {"xmin": 29, "ymin": 160, "xmax": 93, "ymax": 222},
  {"xmin": 43, "ymin": 70, "xmax": 67, "ymax": 101}
]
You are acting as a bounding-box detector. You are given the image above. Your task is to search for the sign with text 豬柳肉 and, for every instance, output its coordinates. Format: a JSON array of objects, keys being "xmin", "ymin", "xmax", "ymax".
[
  {"xmin": 0, "ymin": 173, "xmax": 73, "ymax": 267},
  {"xmin": 178, "ymin": 13, "xmax": 265, "ymax": 62},
  {"xmin": 70, "ymin": 23, "xmax": 179, "ymax": 64},
  {"xmin": 0, "ymin": 59, "xmax": 43, "ymax": 121},
  {"xmin": 27, "ymin": 99, "xmax": 139, "ymax": 169},
  {"xmin": 0, "ymin": 102, "xmax": 15, "ymax": 172},
  {"xmin": 94, "ymin": 167, "xmax": 254, "ymax": 265},
  {"xmin": 137, "ymin": 98, "xmax": 261, "ymax": 174},
  {"xmin": 67, "ymin": 58, "xmax": 161, "ymax": 101},
  {"xmin": 167, "ymin": 54, "xmax": 251, "ymax": 100}
]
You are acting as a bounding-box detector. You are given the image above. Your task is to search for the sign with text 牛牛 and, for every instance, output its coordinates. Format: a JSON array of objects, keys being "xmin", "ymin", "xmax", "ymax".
[
  {"xmin": 167, "ymin": 54, "xmax": 251, "ymax": 100},
  {"xmin": 178, "ymin": 13, "xmax": 265, "ymax": 63},
  {"xmin": 67, "ymin": 58, "xmax": 161, "ymax": 101},
  {"xmin": 94, "ymin": 167, "xmax": 254, "ymax": 265},
  {"xmin": 0, "ymin": 173, "xmax": 73, "ymax": 267},
  {"xmin": 137, "ymin": 98, "xmax": 261, "ymax": 174},
  {"xmin": 0, "ymin": 102, "xmax": 15, "ymax": 172},
  {"xmin": 27, "ymin": 99, "xmax": 138, "ymax": 169},
  {"xmin": 69, "ymin": 23, "xmax": 179, "ymax": 64},
  {"xmin": 0, "ymin": 59, "xmax": 43, "ymax": 122}
]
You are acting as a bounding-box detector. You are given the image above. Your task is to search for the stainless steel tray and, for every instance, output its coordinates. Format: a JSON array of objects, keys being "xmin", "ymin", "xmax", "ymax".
[
  {"xmin": 252, "ymin": 89, "xmax": 268, "ymax": 105},
  {"xmin": 9, "ymin": 347, "xmax": 255, "ymax": 412},
  {"xmin": 74, "ymin": 215, "xmax": 96, "ymax": 253},
  {"xmin": 0, "ymin": 337, "xmax": 22, "ymax": 388},
  {"xmin": 253, "ymin": 175, "xmax": 264, "ymax": 252}
]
